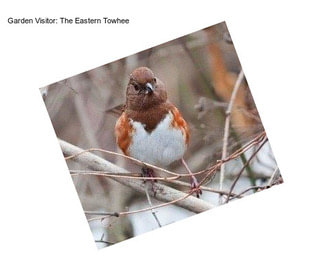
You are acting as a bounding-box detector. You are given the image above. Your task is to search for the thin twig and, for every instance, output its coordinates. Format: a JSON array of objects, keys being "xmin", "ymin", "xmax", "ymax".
[
  {"xmin": 181, "ymin": 158, "xmax": 201, "ymax": 196},
  {"xmin": 229, "ymin": 176, "xmax": 283, "ymax": 200},
  {"xmin": 65, "ymin": 147, "xmax": 209, "ymax": 178},
  {"xmin": 69, "ymin": 170, "xmax": 239, "ymax": 197},
  {"xmin": 85, "ymin": 211, "xmax": 120, "ymax": 216},
  {"xmin": 144, "ymin": 184, "xmax": 162, "ymax": 227},
  {"xmin": 70, "ymin": 171, "xmax": 179, "ymax": 181},
  {"xmin": 225, "ymin": 136, "xmax": 268, "ymax": 203},
  {"xmin": 219, "ymin": 70, "xmax": 245, "ymax": 203},
  {"xmin": 86, "ymin": 188, "xmax": 199, "ymax": 222}
]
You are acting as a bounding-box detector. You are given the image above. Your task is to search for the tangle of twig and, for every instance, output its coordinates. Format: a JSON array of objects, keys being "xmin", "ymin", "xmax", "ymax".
[
  {"xmin": 225, "ymin": 136, "xmax": 268, "ymax": 203},
  {"xmin": 61, "ymin": 130, "xmax": 275, "ymax": 223},
  {"xmin": 86, "ymin": 188, "xmax": 200, "ymax": 222}
]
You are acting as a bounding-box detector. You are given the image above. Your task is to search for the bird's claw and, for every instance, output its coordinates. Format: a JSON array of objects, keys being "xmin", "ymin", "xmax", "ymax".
[
  {"xmin": 142, "ymin": 167, "xmax": 158, "ymax": 197},
  {"xmin": 191, "ymin": 176, "xmax": 202, "ymax": 198}
]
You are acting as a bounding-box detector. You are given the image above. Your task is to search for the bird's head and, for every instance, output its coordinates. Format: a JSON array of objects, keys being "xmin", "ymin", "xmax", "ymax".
[{"xmin": 126, "ymin": 67, "xmax": 167, "ymax": 110}]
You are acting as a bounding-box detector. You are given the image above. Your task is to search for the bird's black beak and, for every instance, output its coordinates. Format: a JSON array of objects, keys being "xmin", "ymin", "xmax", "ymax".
[{"xmin": 145, "ymin": 82, "xmax": 154, "ymax": 94}]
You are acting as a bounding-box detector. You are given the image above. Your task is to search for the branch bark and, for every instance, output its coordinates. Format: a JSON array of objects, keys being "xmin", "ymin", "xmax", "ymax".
[{"xmin": 59, "ymin": 139, "xmax": 214, "ymax": 213}]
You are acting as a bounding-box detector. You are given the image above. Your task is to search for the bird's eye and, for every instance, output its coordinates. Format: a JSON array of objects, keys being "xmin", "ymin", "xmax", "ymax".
[
  {"xmin": 134, "ymin": 84, "xmax": 139, "ymax": 91},
  {"xmin": 153, "ymin": 78, "xmax": 157, "ymax": 83}
]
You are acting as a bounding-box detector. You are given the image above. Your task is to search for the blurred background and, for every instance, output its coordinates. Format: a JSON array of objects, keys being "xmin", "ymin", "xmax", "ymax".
[{"xmin": 41, "ymin": 22, "xmax": 280, "ymax": 249}]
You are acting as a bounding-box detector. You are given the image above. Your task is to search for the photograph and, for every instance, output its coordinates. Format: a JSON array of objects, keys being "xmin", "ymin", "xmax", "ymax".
[{"xmin": 40, "ymin": 21, "xmax": 283, "ymax": 249}]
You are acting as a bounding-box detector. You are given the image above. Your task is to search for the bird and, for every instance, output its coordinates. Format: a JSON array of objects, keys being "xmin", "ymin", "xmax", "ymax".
[{"xmin": 115, "ymin": 67, "xmax": 201, "ymax": 197}]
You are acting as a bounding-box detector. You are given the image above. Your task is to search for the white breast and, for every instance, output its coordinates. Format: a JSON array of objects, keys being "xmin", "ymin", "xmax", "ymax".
[{"xmin": 128, "ymin": 112, "xmax": 186, "ymax": 167}]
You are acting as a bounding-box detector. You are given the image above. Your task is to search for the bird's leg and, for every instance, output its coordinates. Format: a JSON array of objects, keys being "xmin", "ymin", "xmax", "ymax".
[
  {"xmin": 141, "ymin": 167, "xmax": 158, "ymax": 197},
  {"xmin": 181, "ymin": 158, "xmax": 202, "ymax": 198}
]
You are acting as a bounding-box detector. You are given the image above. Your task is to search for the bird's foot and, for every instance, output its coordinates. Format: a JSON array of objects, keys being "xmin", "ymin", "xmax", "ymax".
[
  {"xmin": 190, "ymin": 175, "xmax": 202, "ymax": 198},
  {"xmin": 181, "ymin": 158, "xmax": 202, "ymax": 198},
  {"xmin": 141, "ymin": 167, "xmax": 158, "ymax": 197}
]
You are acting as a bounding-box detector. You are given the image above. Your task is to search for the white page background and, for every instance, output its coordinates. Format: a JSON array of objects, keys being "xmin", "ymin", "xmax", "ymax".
[{"xmin": 0, "ymin": 1, "xmax": 322, "ymax": 270}]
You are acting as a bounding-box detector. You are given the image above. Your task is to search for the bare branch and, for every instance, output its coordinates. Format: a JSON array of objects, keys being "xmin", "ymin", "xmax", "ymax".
[
  {"xmin": 65, "ymin": 146, "xmax": 209, "ymax": 178},
  {"xmin": 59, "ymin": 139, "xmax": 214, "ymax": 213},
  {"xmin": 219, "ymin": 70, "xmax": 245, "ymax": 201}
]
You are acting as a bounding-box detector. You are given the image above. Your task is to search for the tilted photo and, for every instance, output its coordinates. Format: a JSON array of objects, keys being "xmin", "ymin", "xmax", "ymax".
[{"xmin": 40, "ymin": 21, "xmax": 283, "ymax": 249}]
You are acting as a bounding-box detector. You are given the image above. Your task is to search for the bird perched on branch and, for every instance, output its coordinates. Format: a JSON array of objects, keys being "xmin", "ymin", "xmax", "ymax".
[{"xmin": 115, "ymin": 67, "xmax": 201, "ymax": 196}]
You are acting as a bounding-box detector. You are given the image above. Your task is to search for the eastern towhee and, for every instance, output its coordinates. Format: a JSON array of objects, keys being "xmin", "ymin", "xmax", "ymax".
[{"xmin": 115, "ymin": 67, "xmax": 201, "ymax": 196}]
